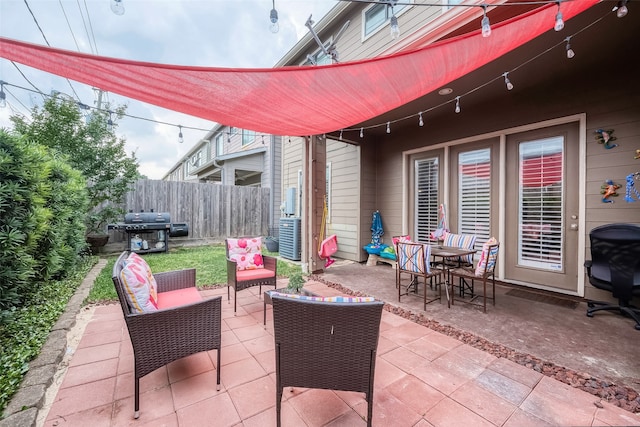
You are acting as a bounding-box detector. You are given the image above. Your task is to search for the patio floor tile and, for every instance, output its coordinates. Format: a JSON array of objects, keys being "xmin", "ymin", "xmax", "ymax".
[
  {"xmin": 60, "ymin": 358, "xmax": 118, "ymax": 389},
  {"xmin": 288, "ymin": 388, "xmax": 352, "ymax": 426},
  {"xmin": 68, "ymin": 341, "xmax": 120, "ymax": 367},
  {"xmin": 170, "ymin": 370, "xmax": 221, "ymax": 410},
  {"xmin": 167, "ymin": 351, "xmax": 214, "ymax": 384},
  {"xmin": 35, "ymin": 281, "xmax": 640, "ymax": 427},
  {"xmin": 48, "ymin": 376, "xmax": 116, "ymax": 417},
  {"xmin": 450, "ymin": 380, "xmax": 518, "ymax": 425},
  {"xmin": 385, "ymin": 373, "xmax": 446, "ymax": 415},
  {"xmin": 425, "ymin": 397, "xmax": 496, "ymax": 427},
  {"xmin": 227, "ymin": 375, "xmax": 275, "ymax": 419},
  {"xmin": 220, "ymin": 355, "xmax": 268, "ymax": 389}
]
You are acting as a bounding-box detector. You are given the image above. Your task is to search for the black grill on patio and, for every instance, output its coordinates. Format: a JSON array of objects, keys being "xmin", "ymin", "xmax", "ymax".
[{"xmin": 107, "ymin": 210, "xmax": 188, "ymax": 254}]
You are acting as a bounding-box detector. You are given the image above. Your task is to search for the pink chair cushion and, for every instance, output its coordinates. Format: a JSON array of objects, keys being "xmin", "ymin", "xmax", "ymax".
[
  {"xmin": 156, "ymin": 287, "xmax": 202, "ymax": 310},
  {"xmin": 236, "ymin": 268, "xmax": 276, "ymax": 281},
  {"xmin": 227, "ymin": 237, "xmax": 265, "ymax": 271}
]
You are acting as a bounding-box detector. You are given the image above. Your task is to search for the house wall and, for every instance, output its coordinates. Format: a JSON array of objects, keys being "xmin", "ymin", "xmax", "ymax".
[{"xmin": 370, "ymin": 44, "xmax": 640, "ymax": 301}]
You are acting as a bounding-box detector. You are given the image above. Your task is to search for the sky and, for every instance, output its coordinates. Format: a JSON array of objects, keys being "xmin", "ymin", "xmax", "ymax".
[{"xmin": 0, "ymin": 0, "xmax": 336, "ymax": 179}]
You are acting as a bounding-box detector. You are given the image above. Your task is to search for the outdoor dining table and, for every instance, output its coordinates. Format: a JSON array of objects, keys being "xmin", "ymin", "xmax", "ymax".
[{"xmin": 430, "ymin": 245, "xmax": 478, "ymax": 308}]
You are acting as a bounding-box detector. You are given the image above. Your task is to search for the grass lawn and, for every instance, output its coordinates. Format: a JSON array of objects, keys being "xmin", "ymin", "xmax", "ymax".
[{"xmin": 87, "ymin": 243, "xmax": 302, "ymax": 304}]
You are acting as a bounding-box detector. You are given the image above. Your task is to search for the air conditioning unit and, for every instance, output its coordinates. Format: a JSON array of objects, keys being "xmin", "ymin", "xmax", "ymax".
[{"xmin": 279, "ymin": 217, "xmax": 301, "ymax": 261}]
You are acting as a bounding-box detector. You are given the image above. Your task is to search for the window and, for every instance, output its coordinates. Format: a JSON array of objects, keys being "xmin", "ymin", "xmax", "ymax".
[
  {"xmin": 443, "ymin": 0, "xmax": 463, "ymax": 11},
  {"xmin": 458, "ymin": 149, "xmax": 491, "ymax": 247},
  {"xmin": 304, "ymin": 43, "xmax": 332, "ymax": 66},
  {"xmin": 518, "ymin": 137, "xmax": 564, "ymax": 270},
  {"xmin": 242, "ymin": 129, "xmax": 256, "ymax": 146},
  {"xmin": 363, "ymin": 2, "xmax": 408, "ymax": 37},
  {"xmin": 215, "ymin": 134, "xmax": 224, "ymax": 157},
  {"xmin": 414, "ymin": 157, "xmax": 439, "ymax": 242}
]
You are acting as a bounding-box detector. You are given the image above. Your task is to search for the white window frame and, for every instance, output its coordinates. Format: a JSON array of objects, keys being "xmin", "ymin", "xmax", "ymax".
[
  {"xmin": 414, "ymin": 157, "xmax": 439, "ymax": 242},
  {"xmin": 458, "ymin": 148, "xmax": 491, "ymax": 247},
  {"xmin": 215, "ymin": 134, "xmax": 224, "ymax": 157},
  {"xmin": 362, "ymin": 1, "xmax": 412, "ymax": 41},
  {"xmin": 242, "ymin": 129, "xmax": 256, "ymax": 146}
]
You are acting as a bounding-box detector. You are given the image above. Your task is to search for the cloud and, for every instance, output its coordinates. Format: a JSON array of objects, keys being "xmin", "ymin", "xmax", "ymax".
[{"xmin": 0, "ymin": 0, "xmax": 334, "ymax": 178}]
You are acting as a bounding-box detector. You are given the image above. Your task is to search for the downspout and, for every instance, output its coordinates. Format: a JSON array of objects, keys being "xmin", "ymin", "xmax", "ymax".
[{"xmin": 269, "ymin": 135, "xmax": 276, "ymax": 235}]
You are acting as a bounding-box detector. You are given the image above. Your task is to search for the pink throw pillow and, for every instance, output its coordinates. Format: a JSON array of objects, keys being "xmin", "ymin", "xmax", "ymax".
[
  {"xmin": 227, "ymin": 237, "xmax": 264, "ymax": 271},
  {"xmin": 120, "ymin": 262, "xmax": 158, "ymax": 313}
]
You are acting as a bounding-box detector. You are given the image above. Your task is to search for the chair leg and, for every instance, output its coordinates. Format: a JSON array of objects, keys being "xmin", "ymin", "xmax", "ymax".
[
  {"xmin": 587, "ymin": 301, "xmax": 640, "ymax": 330},
  {"xmin": 216, "ymin": 349, "xmax": 221, "ymax": 391},
  {"xmin": 134, "ymin": 376, "xmax": 140, "ymax": 419}
]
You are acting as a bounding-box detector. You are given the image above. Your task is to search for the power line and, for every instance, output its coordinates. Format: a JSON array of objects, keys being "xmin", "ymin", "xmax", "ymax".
[{"xmin": 58, "ymin": 0, "xmax": 81, "ymax": 51}]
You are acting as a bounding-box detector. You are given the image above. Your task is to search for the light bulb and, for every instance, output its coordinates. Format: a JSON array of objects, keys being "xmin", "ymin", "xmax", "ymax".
[
  {"xmin": 360, "ymin": 128, "xmax": 364, "ymax": 138},
  {"xmin": 503, "ymin": 73, "xmax": 514, "ymax": 91},
  {"xmin": 616, "ymin": 1, "xmax": 629, "ymax": 18},
  {"xmin": 0, "ymin": 84, "xmax": 6, "ymax": 108},
  {"xmin": 481, "ymin": 8, "xmax": 491, "ymax": 38},
  {"xmin": 110, "ymin": 0, "xmax": 124, "ymax": 15},
  {"xmin": 269, "ymin": 8, "xmax": 279, "ymax": 33},
  {"xmin": 339, "ymin": 130, "xmax": 343, "ymax": 140},
  {"xmin": 390, "ymin": 15, "xmax": 400, "ymax": 40},
  {"xmin": 418, "ymin": 112, "xmax": 424, "ymax": 127},
  {"xmin": 566, "ymin": 40, "xmax": 575, "ymax": 59},
  {"xmin": 554, "ymin": 10, "xmax": 564, "ymax": 31},
  {"xmin": 455, "ymin": 97, "xmax": 461, "ymax": 114},
  {"xmin": 178, "ymin": 126, "xmax": 184, "ymax": 144},
  {"xmin": 386, "ymin": 122, "xmax": 391, "ymax": 134}
]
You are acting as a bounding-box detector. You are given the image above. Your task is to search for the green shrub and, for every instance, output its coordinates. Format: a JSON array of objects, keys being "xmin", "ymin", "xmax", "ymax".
[
  {"xmin": 0, "ymin": 257, "xmax": 95, "ymax": 414},
  {"xmin": 0, "ymin": 131, "xmax": 89, "ymax": 319}
]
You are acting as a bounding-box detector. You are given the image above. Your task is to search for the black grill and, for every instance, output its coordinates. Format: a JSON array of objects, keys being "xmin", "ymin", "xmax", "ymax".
[{"xmin": 108, "ymin": 210, "xmax": 189, "ymax": 254}]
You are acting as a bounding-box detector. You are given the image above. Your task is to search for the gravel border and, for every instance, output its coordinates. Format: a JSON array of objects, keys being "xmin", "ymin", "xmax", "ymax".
[{"xmin": 312, "ymin": 274, "xmax": 640, "ymax": 414}]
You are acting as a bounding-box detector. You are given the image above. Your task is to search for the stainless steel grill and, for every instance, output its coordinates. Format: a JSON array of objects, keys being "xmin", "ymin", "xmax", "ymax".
[{"xmin": 108, "ymin": 210, "xmax": 188, "ymax": 254}]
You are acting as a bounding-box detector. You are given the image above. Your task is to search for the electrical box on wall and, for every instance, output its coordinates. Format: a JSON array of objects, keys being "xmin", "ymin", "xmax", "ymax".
[{"xmin": 284, "ymin": 187, "xmax": 296, "ymax": 216}]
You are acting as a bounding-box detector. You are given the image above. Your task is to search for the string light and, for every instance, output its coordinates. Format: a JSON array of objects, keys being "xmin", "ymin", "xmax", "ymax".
[
  {"xmin": 269, "ymin": 0, "xmax": 279, "ymax": 33},
  {"xmin": 178, "ymin": 125, "xmax": 184, "ymax": 144},
  {"xmin": 389, "ymin": 1, "xmax": 400, "ymax": 39},
  {"xmin": 613, "ymin": 0, "xmax": 629, "ymax": 18},
  {"xmin": 0, "ymin": 81, "xmax": 6, "ymax": 108},
  {"xmin": 110, "ymin": 0, "xmax": 124, "ymax": 15},
  {"xmin": 107, "ymin": 111, "xmax": 114, "ymax": 131},
  {"xmin": 360, "ymin": 128, "xmax": 364, "ymax": 138},
  {"xmin": 386, "ymin": 122, "xmax": 391, "ymax": 134},
  {"xmin": 565, "ymin": 37, "xmax": 575, "ymax": 58},
  {"xmin": 418, "ymin": 112, "xmax": 424, "ymax": 127},
  {"xmin": 454, "ymin": 96, "xmax": 461, "ymax": 113},
  {"xmin": 554, "ymin": 2, "xmax": 564, "ymax": 31},
  {"xmin": 481, "ymin": 6, "xmax": 491, "ymax": 38},
  {"xmin": 503, "ymin": 72, "xmax": 514, "ymax": 91},
  {"xmin": 339, "ymin": 129, "xmax": 343, "ymax": 140}
]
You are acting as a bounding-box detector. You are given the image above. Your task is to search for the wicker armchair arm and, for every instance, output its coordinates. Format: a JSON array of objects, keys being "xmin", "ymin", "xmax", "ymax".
[
  {"xmin": 263, "ymin": 255, "xmax": 277, "ymax": 273},
  {"xmin": 226, "ymin": 258, "xmax": 238, "ymax": 284},
  {"xmin": 154, "ymin": 268, "xmax": 196, "ymax": 293}
]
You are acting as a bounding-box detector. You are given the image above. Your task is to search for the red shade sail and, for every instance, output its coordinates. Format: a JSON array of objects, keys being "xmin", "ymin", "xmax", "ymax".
[{"xmin": 0, "ymin": 1, "xmax": 597, "ymax": 136}]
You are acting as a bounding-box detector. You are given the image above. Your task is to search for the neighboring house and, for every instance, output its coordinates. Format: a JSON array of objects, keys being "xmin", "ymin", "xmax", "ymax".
[
  {"xmin": 163, "ymin": 124, "xmax": 282, "ymax": 235},
  {"xmin": 277, "ymin": 1, "xmax": 640, "ymax": 301}
]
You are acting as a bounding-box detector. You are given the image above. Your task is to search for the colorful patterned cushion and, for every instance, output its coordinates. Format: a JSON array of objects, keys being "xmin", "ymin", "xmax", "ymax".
[
  {"xmin": 125, "ymin": 252, "xmax": 158, "ymax": 306},
  {"xmin": 270, "ymin": 292, "xmax": 376, "ymax": 303},
  {"xmin": 120, "ymin": 261, "xmax": 158, "ymax": 313},
  {"xmin": 397, "ymin": 242, "xmax": 431, "ymax": 274},
  {"xmin": 227, "ymin": 237, "xmax": 264, "ymax": 271},
  {"xmin": 392, "ymin": 235, "xmax": 412, "ymax": 245},
  {"xmin": 475, "ymin": 237, "xmax": 499, "ymax": 276},
  {"xmin": 443, "ymin": 232, "xmax": 477, "ymax": 265}
]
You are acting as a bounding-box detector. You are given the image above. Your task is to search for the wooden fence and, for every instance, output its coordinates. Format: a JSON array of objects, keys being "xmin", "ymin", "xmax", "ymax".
[{"xmin": 107, "ymin": 179, "xmax": 270, "ymax": 243}]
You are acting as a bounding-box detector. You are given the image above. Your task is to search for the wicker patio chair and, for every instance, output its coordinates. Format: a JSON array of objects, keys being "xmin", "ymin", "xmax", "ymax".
[
  {"xmin": 226, "ymin": 236, "xmax": 277, "ymax": 313},
  {"xmin": 112, "ymin": 251, "xmax": 222, "ymax": 419},
  {"xmin": 271, "ymin": 293, "xmax": 384, "ymax": 427},
  {"xmin": 448, "ymin": 240, "xmax": 500, "ymax": 313}
]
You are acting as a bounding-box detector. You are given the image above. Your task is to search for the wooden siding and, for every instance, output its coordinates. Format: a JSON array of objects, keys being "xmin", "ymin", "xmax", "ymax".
[{"xmin": 108, "ymin": 179, "xmax": 270, "ymax": 243}]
